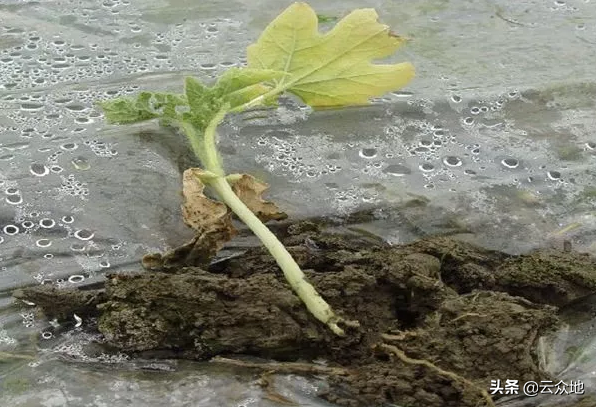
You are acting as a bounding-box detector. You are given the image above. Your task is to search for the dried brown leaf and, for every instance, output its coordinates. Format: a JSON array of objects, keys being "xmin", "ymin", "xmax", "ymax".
[
  {"xmin": 229, "ymin": 174, "xmax": 288, "ymax": 222},
  {"xmin": 181, "ymin": 168, "xmax": 233, "ymax": 233},
  {"xmin": 142, "ymin": 228, "xmax": 235, "ymax": 270},
  {"xmin": 140, "ymin": 168, "xmax": 237, "ymax": 270},
  {"xmin": 141, "ymin": 170, "xmax": 286, "ymax": 271}
]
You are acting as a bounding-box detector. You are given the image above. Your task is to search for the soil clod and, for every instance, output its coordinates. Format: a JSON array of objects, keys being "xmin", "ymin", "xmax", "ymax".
[{"xmin": 15, "ymin": 222, "xmax": 596, "ymax": 407}]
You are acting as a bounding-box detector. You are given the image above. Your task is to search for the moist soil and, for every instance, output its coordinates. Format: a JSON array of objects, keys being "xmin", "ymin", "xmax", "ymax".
[{"xmin": 14, "ymin": 220, "xmax": 596, "ymax": 407}]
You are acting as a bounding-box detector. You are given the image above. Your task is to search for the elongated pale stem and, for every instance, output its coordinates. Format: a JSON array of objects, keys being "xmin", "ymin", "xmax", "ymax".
[
  {"xmin": 184, "ymin": 92, "xmax": 355, "ymax": 336},
  {"xmin": 207, "ymin": 175, "xmax": 346, "ymax": 335}
]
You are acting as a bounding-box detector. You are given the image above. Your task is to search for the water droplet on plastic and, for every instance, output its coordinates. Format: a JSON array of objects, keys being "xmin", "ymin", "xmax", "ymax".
[
  {"xmin": 4, "ymin": 225, "xmax": 19, "ymax": 235},
  {"xmin": 74, "ymin": 229, "xmax": 94, "ymax": 240},
  {"xmin": 68, "ymin": 275, "xmax": 85, "ymax": 283},
  {"xmin": 61, "ymin": 142, "xmax": 78, "ymax": 151},
  {"xmin": 41, "ymin": 331, "xmax": 53, "ymax": 339},
  {"xmin": 40, "ymin": 218, "xmax": 55, "ymax": 228},
  {"xmin": 6, "ymin": 194, "xmax": 23, "ymax": 205},
  {"xmin": 383, "ymin": 164, "xmax": 411, "ymax": 177},
  {"xmin": 36, "ymin": 239, "xmax": 52, "ymax": 248},
  {"xmin": 501, "ymin": 158, "xmax": 519, "ymax": 169},
  {"xmin": 419, "ymin": 163, "xmax": 435, "ymax": 172},
  {"xmin": 70, "ymin": 243, "xmax": 85, "ymax": 252},
  {"xmin": 20, "ymin": 102, "xmax": 44, "ymax": 111},
  {"xmin": 30, "ymin": 163, "xmax": 49, "ymax": 176},
  {"xmin": 443, "ymin": 156, "xmax": 463, "ymax": 167},
  {"xmin": 359, "ymin": 148, "xmax": 377, "ymax": 159},
  {"xmin": 463, "ymin": 117, "xmax": 474, "ymax": 125},
  {"xmin": 71, "ymin": 156, "xmax": 90, "ymax": 170},
  {"xmin": 62, "ymin": 215, "xmax": 74, "ymax": 223}
]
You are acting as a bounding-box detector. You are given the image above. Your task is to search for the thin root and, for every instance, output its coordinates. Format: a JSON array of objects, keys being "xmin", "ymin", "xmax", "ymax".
[
  {"xmin": 377, "ymin": 343, "xmax": 496, "ymax": 407},
  {"xmin": 210, "ymin": 356, "xmax": 351, "ymax": 376}
]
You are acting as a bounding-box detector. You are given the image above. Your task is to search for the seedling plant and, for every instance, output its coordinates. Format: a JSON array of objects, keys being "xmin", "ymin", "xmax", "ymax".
[{"xmin": 100, "ymin": 2, "xmax": 414, "ymax": 335}]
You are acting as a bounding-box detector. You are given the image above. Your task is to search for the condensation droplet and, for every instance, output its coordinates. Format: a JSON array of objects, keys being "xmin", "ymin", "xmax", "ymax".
[
  {"xmin": 30, "ymin": 163, "xmax": 49, "ymax": 176},
  {"xmin": 74, "ymin": 229, "xmax": 94, "ymax": 240},
  {"xmin": 419, "ymin": 163, "xmax": 435, "ymax": 172},
  {"xmin": 3, "ymin": 225, "xmax": 19, "ymax": 235},
  {"xmin": 22, "ymin": 221, "xmax": 35, "ymax": 229},
  {"xmin": 383, "ymin": 164, "xmax": 411, "ymax": 177},
  {"xmin": 36, "ymin": 239, "xmax": 52, "ymax": 248},
  {"xmin": 61, "ymin": 142, "xmax": 78, "ymax": 151},
  {"xmin": 71, "ymin": 156, "xmax": 90, "ymax": 170},
  {"xmin": 70, "ymin": 243, "xmax": 85, "ymax": 252},
  {"xmin": 501, "ymin": 158, "xmax": 519, "ymax": 169},
  {"xmin": 40, "ymin": 218, "xmax": 55, "ymax": 228},
  {"xmin": 359, "ymin": 148, "xmax": 378, "ymax": 159},
  {"xmin": 68, "ymin": 275, "xmax": 85, "ymax": 284},
  {"xmin": 62, "ymin": 215, "xmax": 74, "ymax": 223},
  {"xmin": 443, "ymin": 156, "xmax": 463, "ymax": 167},
  {"xmin": 6, "ymin": 194, "xmax": 23, "ymax": 205}
]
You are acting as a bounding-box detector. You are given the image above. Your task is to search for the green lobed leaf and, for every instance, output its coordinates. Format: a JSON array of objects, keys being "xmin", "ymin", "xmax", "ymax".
[
  {"xmin": 99, "ymin": 91, "xmax": 189, "ymax": 125},
  {"xmin": 100, "ymin": 93, "xmax": 159, "ymax": 124},
  {"xmin": 247, "ymin": 2, "xmax": 415, "ymax": 107}
]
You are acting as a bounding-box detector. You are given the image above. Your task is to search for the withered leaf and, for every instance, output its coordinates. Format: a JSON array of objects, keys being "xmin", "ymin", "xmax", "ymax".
[
  {"xmin": 142, "ymin": 168, "xmax": 237, "ymax": 270},
  {"xmin": 142, "ymin": 169, "xmax": 286, "ymax": 271},
  {"xmin": 181, "ymin": 168, "xmax": 234, "ymax": 233},
  {"xmin": 142, "ymin": 230, "xmax": 235, "ymax": 271},
  {"xmin": 228, "ymin": 173, "xmax": 288, "ymax": 222}
]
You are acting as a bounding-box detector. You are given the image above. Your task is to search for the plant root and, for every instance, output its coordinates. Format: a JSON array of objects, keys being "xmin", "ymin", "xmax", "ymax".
[
  {"xmin": 377, "ymin": 337, "xmax": 496, "ymax": 407},
  {"xmin": 210, "ymin": 356, "xmax": 352, "ymax": 377}
]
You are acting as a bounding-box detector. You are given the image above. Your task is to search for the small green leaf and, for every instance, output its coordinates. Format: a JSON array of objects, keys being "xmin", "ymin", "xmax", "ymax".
[
  {"xmin": 99, "ymin": 91, "xmax": 188, "ymax": 125},
  {"xmin": 181, "ymin": 77, "xmax": 219, "ymax": 130},
  {"xmin": 184, "ymin": 77, "xmax": 210, "ymax": 112},
  {"xmin": 99, "ymin": 95, "xmax": 159, "ymax": 124}
]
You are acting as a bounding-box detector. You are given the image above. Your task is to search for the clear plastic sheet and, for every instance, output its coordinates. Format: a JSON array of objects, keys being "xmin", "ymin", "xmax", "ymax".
[{"xmin": 1, "ymin": 0, "xmax": 596, "ymax": 405}]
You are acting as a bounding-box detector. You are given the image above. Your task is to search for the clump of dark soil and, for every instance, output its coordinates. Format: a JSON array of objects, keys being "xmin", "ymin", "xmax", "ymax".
[{"xmin": 14, "ymin": 221, "xmax": 596, "ymax": 407}]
